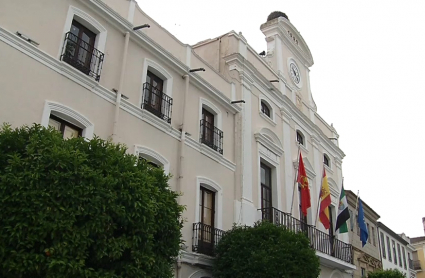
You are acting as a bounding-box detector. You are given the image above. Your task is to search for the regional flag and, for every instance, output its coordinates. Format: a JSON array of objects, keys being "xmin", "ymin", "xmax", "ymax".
[
  {"xmin": 335, "ymin": 184, "xmax": 350, "ymax": 233},
  {"xmin": 319, "ymin": 168, "xmax": 331, "ymax": 229},
  {"xmin": 357, "ymin": 198, "xmax": 369, "ymax": 247},
  {"xmin": 297, "ymin": 153, "xmax": 311, "ymax": 216}
]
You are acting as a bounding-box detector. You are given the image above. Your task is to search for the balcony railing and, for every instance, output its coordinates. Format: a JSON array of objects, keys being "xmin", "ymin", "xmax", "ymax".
[
  {"xmin": 60, "ymin": 32, "xmax": 104, "ymax": 81},
  {"xmin": 200, "ymin": 119, "xmax": 223, "ymax": 154},
  {"xmin": 413, "ymin": 260, "xmax": 421, "ymax": 270},
  {"xmin": 192, "ymin": 222, "xmax": 225, "ymax": 256},
  {"xmin": 259, "ymin": 207, "xmax": 353, "ymax": 264},
  {"xmin": 142, "ymin": 82, "xmax": 173, "ymax": 123}
]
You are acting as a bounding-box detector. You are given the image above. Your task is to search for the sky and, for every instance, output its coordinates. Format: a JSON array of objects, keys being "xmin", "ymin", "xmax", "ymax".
[{"xmin": 138, "ymin": 0, "xmax": 425, "ymax": 237}]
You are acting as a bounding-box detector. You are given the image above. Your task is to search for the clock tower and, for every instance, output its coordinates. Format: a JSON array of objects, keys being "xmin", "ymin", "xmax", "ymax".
[{"xmin": 260, "ymin": 12, "xmax": 316, "ymax": 114}]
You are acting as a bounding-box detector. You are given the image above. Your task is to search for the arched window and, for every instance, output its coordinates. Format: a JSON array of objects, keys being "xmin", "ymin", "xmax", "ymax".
[
  {"xmin": 324, "ymin": 154, "xmax": 330, "ymax": 167},
  {"xmin": 261, "ymin": 100, "xmax": 271, "ymax": 117},
  {"xmin": 199, "ymin": 98, "xmax": 223, "ymax": 154},
  {"xmin": 134, "ymin": 145, "xmax": 170, "ymax": 175},
  {"xmin": 41, "ymin": 101, "xmax": 94, "ymax": 139},
  {"xmin": 296, "ymin": 130, "xmax": 304, "ymax": 146}
]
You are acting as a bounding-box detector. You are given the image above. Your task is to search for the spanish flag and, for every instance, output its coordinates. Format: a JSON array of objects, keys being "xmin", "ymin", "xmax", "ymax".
[
  {"xmin": 297, "ymin": 153, "xmax": 311, "ymax": 216},
  {"xmin": 319, "ymin": 168, "xmax": 331, "ymax": 229}
]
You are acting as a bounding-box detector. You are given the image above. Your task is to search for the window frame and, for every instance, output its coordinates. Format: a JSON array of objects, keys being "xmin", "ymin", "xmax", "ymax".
[
  {"xmin": 140, "ymin": 58, "xmax": 174, "ymax": 106},
  {"xmin": 260, "ymin": 162, "xmax": 272, "ymax": 221},
  {"xmin": 49, "ymin": 114, "xmax": 83, "ymax": 139},
  {"xmin": 59, "ymin": 6, "xmax": 107, "ymax": 60},
  {"xmin": 195, "ymin": 177, "xmax": 223, "ymax": 229},
  {"xmin": 296, "ymin": 130, "xmax": 305, "ymax": 146},
  {"xmin": 323, "ymin": 154, "xmax": 331, "ymax": 168},
  {"xmin": 387, "ymin": 236, "xmax": 392, "ymax": 261},
  {"xmin": 134, "ymin": 145, "xmax": 170, "ymax": 175},
  {"xmin": 397, "ymin": 243, "xmax": 402, "ymax": 267},
  {"xmin": 402, "ymin": 246, "xmax": 407, "ymax": 270},
  {"xmin": 392, "ymin": 240, "xmax": 397, "ymax": 264},
  {"xmin": 380, "ymin": 232, "xmax": 386, "ymax": 259},
  {"xmin": 261, "ymin": 100, "xmax": 271, "ymax": 117}
]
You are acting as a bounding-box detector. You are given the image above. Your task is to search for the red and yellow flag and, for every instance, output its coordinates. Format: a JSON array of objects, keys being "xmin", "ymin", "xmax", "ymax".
[
  {"xmin": 319, "ymin": 168, "xmax": 331, "ymax": 229},
  {"xmin": 297, "ymin": 153, "xmax": 311, "ymax": 216}
]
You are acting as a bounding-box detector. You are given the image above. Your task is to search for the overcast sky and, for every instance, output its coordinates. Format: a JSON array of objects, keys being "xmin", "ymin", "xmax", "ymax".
[{"xmin": 138, "ymin": 0, "xmax": 425, "ymax": 237}]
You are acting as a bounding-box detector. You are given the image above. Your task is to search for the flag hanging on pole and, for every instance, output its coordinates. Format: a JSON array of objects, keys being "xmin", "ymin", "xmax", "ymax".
[
  {"xmin": 335, "ymin": 184, "xmax": 350, "ymax": 233},
  {"xmin": 297, "ymin": 153, "xmax": 311, "ymax": 216},
  {"xmin": 357, "ymin": 198, "xmax": 369, "ymax": 247},
  {"xmin": 319, "ymin": 168, "xmax": 331, "ymax": 229}
]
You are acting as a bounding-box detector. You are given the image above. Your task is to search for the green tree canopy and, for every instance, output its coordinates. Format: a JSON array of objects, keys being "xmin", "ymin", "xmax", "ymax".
[
  {"xmin": 368, "ymin": 269, "xmax": 407, "ymax": 278},
  {"xmin": 213, "ymin": 221, "xmax": 320, "ymax": 278},
  {"xmin": 0, "ymin": 124, "xmax": 183, "ymax": 278}
]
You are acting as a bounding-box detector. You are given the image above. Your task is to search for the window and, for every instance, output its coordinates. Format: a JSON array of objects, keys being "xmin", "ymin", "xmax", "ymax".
[
  {"xmin": 49, "ymin": 115, "xmax": 82, "ymax": 139},
  {"xmin": 372, "ymin": 227, "xmax": 376, "ymax": 246},
  {"xmin": 261, "ymin": 100, "xmax": 271, "ymax": 117},
  {"xmin": 260, "ymin": 163, "xmax": 272, "ymax": 222},
  {"xmin": 200, "ymin": 108, "xmax": 223, "ymax": 154},
  {"xmin": 361, "ymin": 267, "xmax": 366, "ymax": 278},
  {"xmin": 197, "ymin": 186, "xmax": 216, "ymax": 255},
  {"xmin": 397, "ymin": 243, "xmax": 402, "ymax": 267},
  {"xmin": 324, "ymin": 154, "xmax": 330, "ymax": 167},
  {"xmin": 139, "ymin": 156, "xmax": 160, "ymax": 168},
  {"xmin": 296, "ymin": 131, "xmax": 304, "ymax": 145},
  {"xmin": 380, "ymin": 232, "xmax": 386, "ymax": 258},
  {"xmin": 142, "ymin": 71, "xmax": 173, "ymax": 123},
  {"xmin": 367, "ymin": 223, "xmax": 371, "ymax": 243},
  {"xmin": 402, "ymin": 246, "xmax": 407, "ymax": 270},
  {"xmin": 387, "ymin": 236, "xmax": 392, "ymax": 261},
  {"xmin": 134, "ymin": 145, "xmax": 170, "ymax": 175},
  {"xmin": 61, "ymin": 20, "xmax": 104, "ymax": 81},
  {"xmin": 392, "ymin": 240, "xmax": 397, "ymax": 265}
]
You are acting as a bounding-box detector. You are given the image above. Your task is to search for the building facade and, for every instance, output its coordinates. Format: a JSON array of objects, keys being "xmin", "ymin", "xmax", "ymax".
[
  {"xmin": 411, "ymin": 224, "xmax": 425, "ymax": 278},
  {"xmin": 346, "ymin": 191, "xmax": 382, "ymax": 277},
  {"xmin": 377, "ymin": 222, "xmax": 417, "ymax": 278},
  {"xmin": 0, "ymin": 1, "xmax": 354, "ymax": 277}
]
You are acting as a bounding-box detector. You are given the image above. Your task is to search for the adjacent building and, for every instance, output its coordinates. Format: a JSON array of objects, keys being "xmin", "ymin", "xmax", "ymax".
[
  {"xmin": 0, "ymin": 1, "xmax": 355, "ymax": 277},
  {"xmin": 346, "ymin": 191, "xmax": 382, "ymax": 277},
  {"xmin": 411, "ymin": 218, "xmax": 425, "ymax": 278},
  {"xmin": 377, "ymin": 222, "xmax": 417, "ymax": 278}
]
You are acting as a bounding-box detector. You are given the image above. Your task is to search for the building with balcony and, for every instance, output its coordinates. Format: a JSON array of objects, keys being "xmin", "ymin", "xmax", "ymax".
[
  {"xmin": 0, "ymin": 1, "xmax": 354, "ymax": 277},
  {"xmin": 411, "ymin": 234, "xmax": 425, "ymax": 278},
  {"xmin": 345, "ymin": 191, "xmax": 382, "ymax": 277},
  {"xmin": 377, "ymin": 222, "xmax": 417, "ymax": 278}
]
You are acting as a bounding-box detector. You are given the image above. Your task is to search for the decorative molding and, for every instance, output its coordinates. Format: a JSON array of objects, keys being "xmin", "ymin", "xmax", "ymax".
[
  {"xmin": 259, "ymin": 112, "xmax": 277, "ymax": 127},
  {"xmin": 188, "ymin": 270, "xmax": 213, "ymax": 278},
  {"xmin": 41, "ymin": 101, "xmax": 94, "ymax": 139},
  {"xmin": 254, "ymin": 132, "xmax": 283, "ymax": 157},
  {"xmin": 133, "ymin": 145, "xmax": 170, "ymax": 175},
  {"xmin": 293, "ymin": 157, "xmax": 316, "ymax": 179},
  {"xmin": 180, "ymin": 250, "xmax": 213, "ymax": 267},
  {"xmin": 79, "ymin": 0, "xmax": 241, "ymax": 114},
  {"xmin": 140, "ymin": 58, "xmax": 174, "ymax": 105},
  {"xmin": 185, "ymin": 136, "xmax": 236, "ymax": 172}
]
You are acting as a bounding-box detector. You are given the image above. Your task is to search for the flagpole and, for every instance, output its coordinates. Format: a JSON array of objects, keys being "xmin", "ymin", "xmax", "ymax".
[
  {"xmin": 290, "ymin": 143, "xmax": 301, "ymax": 216},
  {"xmin": 314, "ymin": 165, "xmax": 325, "ymax": 229},
  {"xmin": 350, "ymin": 190, "xmax": 360, "ymax": 247}
]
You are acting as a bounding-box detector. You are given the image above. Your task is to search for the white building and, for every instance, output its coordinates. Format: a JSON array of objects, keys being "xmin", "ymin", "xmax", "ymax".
[
  {"xmin": 0, "ymin": 1, "xmax": 354, "ymax": 277},
  {"xmin": 377, "ymin": 222, "xmax": 417, "ymax": 278}
]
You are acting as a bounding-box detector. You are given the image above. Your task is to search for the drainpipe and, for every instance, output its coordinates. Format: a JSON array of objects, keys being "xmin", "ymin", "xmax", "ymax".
[
  {"xmin": 177, "ymin": 74, "xmax": 190, "ymax": 201},
  {"xmin": 111, "ymin": 31, "xmax": 130, "ymax": 141}
]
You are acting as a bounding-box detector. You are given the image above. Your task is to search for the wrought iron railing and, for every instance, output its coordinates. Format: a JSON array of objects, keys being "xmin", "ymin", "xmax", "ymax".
[
  {"xmin": 192, "ymin": 222, "xmax": 225, "ymax": 256},
  {"xmin": 413, "ymin": 260, "xmax": 421, "ymax": 270},
  {"xmin": 259, "ymin": 207, "xmax": 353, "ymax": 264},
  {"xmin": 142, "ymin": 82, "xmax": 173, "ymax": 123},
  {"xmin": 60, "ymin": 32, "xmax": 104, "ymax": 81},
  {"xmin": 200, "ymin": 119, "xmax": 223, "ymax": 154}
]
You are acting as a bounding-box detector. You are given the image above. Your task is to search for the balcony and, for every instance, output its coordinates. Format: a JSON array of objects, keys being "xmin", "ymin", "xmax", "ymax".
[
  {"xmin": 199, "ymin": 119, "xmax": 223, "ymax": 154},
  {"xmin": 60, "ymin": 32, "xmax": 104, "ymax": 81},
  {"xmin": 192, "ymin": 222, "xmax": 225, "ymax": 256},
  {"xmin": 259, "ymin": 207, "xmax": 353, "ymax": 265},
  {"xmin": 142, "ymin": 82, "xmax": 173, "ymax": 123},
  {"xmin": 413, "ymin": 260, "xmax": 422, "ymax": 270}
]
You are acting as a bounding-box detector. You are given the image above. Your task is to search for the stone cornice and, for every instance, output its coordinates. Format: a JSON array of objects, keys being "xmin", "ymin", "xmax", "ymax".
[{"xmin": 254, "ymin": 133, "xmax": 284, "ymax": 156}]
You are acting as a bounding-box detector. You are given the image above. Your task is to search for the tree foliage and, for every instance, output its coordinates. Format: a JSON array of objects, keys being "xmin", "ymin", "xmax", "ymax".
[
  {"xmin": 368, "ymin": 269, "xmax": 407, "ymax": 278},
  {"xmin": 213, "ymin": 221, "xmax": 320, "ymax": 278},
  {"xmin": 0, "ymin": 124, "xmax": 184, "ymax": 278}
]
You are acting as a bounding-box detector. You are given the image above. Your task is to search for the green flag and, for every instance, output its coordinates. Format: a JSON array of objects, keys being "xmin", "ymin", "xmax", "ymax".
[{"xmin": 335, "ymin": 184, "xmax": 349, "ymax": 233}]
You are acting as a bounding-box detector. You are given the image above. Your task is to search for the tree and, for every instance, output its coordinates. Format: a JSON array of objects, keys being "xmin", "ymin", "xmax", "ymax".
[
  {"xmin": 213, "ymin": 221, "xmax": 320, "ymax": 278},
  {"xmin": 0, "ymin": 124, "xmax": 184, "ymax": 278},
  {"xmin": 368, "ymin": 269, "xmax": 407, "ymax": 278}
]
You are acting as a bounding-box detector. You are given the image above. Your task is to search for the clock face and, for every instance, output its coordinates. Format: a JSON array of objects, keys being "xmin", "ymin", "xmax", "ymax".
[{"xmin": 289, "ymin": 63, "xmax": 300, "ymax": 84}]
